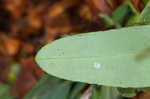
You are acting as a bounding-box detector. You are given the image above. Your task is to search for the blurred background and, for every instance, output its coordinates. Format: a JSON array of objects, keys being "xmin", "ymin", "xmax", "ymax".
[{"xmin": 0, "ymin": 0, "xmax": 149, "ymax": 99}]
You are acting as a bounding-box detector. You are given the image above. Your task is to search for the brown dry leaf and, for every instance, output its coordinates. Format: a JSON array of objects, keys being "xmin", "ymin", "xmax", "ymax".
[
  {"xmin": 27, "ymin": 5, "xmax": 44, "ymax": 30},
  {"xmin": 10, "ymin": 57, "xmax": 45, "ymax": 98},
  {"xmin": 133, "ymin": 91, "xmax": 150, "ymax": 99},
  {"xmin": 45, "ymin": 11, "xmax": 73, "ymax": 43},
  {"xmin": 3, "ymin": 0, "xmax": 26, "ymax": 19},
  {"xmin": 118, "ymin": 0, "xmax": 126, "ymax": 4},
  {"xmin": 86, "ymin": 0, "xmax": 114, "ymax": 17},
  {"xmin": 78, "ymin": 4, "xmax": 93, "ymax": 20},
  {"xmin": 131, "ymin": 0, "xmax": 145, "ymax": 12},
  {"xmin": 0, "ymin": 34, "xmax": 20, "ymax": 56},
  {"xmin": 20, "ymin": 42, "xmax": 34, "ymax": 57},
  {"xmin": 106, "ymin": 0, "xmax": 117, "ymax": 10},
  {"xmin": 48, "ymin": 0, "xmax": 80, "ymax": 19},
  {"xmin": 10, "ymin": 20, "xmax": 40, "ymax": 39}
]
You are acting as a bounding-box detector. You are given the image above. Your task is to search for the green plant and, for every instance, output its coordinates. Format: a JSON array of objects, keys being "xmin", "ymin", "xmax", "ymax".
[
  {"xmin": 0, "ymin": 83, "xmax": 14, "ymax": 99},
  {"xmin": 26, "ymin": 1, "xmax": 150, "ymax": 99}
]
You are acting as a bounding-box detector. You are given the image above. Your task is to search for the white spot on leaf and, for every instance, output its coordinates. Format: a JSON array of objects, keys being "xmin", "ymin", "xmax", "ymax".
[{"xmin": 94, "ymin": 62, "xmax": 101, "ymax": 69}]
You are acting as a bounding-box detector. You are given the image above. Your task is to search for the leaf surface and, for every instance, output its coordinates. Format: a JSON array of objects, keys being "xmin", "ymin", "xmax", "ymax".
[{"xmin": 36, "ymin": 25, "xmax": 150, "ymax": 88}]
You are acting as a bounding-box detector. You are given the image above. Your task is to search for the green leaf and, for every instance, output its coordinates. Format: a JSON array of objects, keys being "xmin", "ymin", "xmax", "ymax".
[
  {"xmin": 69, "ymin": 83, "xmax": 86, "ymax": 99},
  {"xmin": 36, "ymin": 25, "xmax": 150, "ymax": 88},
  {"xmin": 8, "ymin": 63, "xmax": 21, "ymax": 84},
  {"xmin": 112, "ymin": 3, "xmax": 129, "ymax": 27},
  {"xmin": 0, "ymin": 83, "xmax": 14, "ymax": 99},
  {"xmin": 117, "ymin": 88, "xmax": 136, "ymax": 98},
  {"xmin": 127, "ymin": 1, "xmax": 139, "ymax": 15},
  {"xmin": 101, "ymin": 86, "xmax": 121, "ymax": 99},
  {"xmin": 139, "ymin": 1, "xmax": 150, "ymax": 24},
  {"xmin": 144, "ymin": 0, "xmax": 150, "ymax": 4},
  {"xmin": 25, "ymin": 74, "xmax": 72, "ymax": 99},
  {"xmin": 91, "ymin": 85, "xmax": 101, "ymax": 99},
  {"xmin": 137, "ymin": 87, "xmax": 150, "ymax": 92},
  {"xmin": 99, "ymin": 14, "xmax": 114, "ymax": 26},
  {"xmin": 126, "ymin": 15, "xmax": 139, "ymax": 26}
]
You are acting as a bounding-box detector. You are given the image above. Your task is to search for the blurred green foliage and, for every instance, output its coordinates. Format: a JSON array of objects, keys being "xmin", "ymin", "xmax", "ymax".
[{"xmin": 0, "ymin": 83, "xmax": 14, "ymax": 99}]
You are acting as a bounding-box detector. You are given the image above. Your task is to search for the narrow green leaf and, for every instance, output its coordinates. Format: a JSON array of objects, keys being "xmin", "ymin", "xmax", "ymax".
[
  {"xmin": 126, "ymin": 15, "xmax": 139, "ymax": 26},
  {"xmin": 99, "ymin": 14, "xmax": 114, "ymax": 26},
  {"xmin": 127, "ymin": 1, "xmax": 139, "ymax": 15},
  {"xmin": 25, "ymin": 74, "xmax": 72, "ymax": 99},
  {"xmin": 36, "ymin": 25, "xmax": 150, "ymax": 88},
  {"xmin": 91, "ymin": 85, "xmax": 101, "ymax": 99},
  {"xmin": 112, "ymin": 3, "xmax": 129, "ymax": 27},
  {"xmin": 139, "ymin": 1, "xmax": 150, "ymax": 24},
  {"xmin": 117, "ymin": 88, "xmax": 136, "ymax": 98},
  {"xmin": 101, "ymin": 86, "xmax": 121, "ymax": 99},
  {"xmin": 137, "ymin": 87, "xmax": 150, "ymax": 92},
  {"xmin": 69, "ymin": 83, "xmax": 86, "ymax": 99}
]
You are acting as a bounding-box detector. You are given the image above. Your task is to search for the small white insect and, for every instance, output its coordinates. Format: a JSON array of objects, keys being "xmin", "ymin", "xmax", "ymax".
[{"xmin": 94, "ymin": 62, "xmax": 101, "ymax": 69}]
